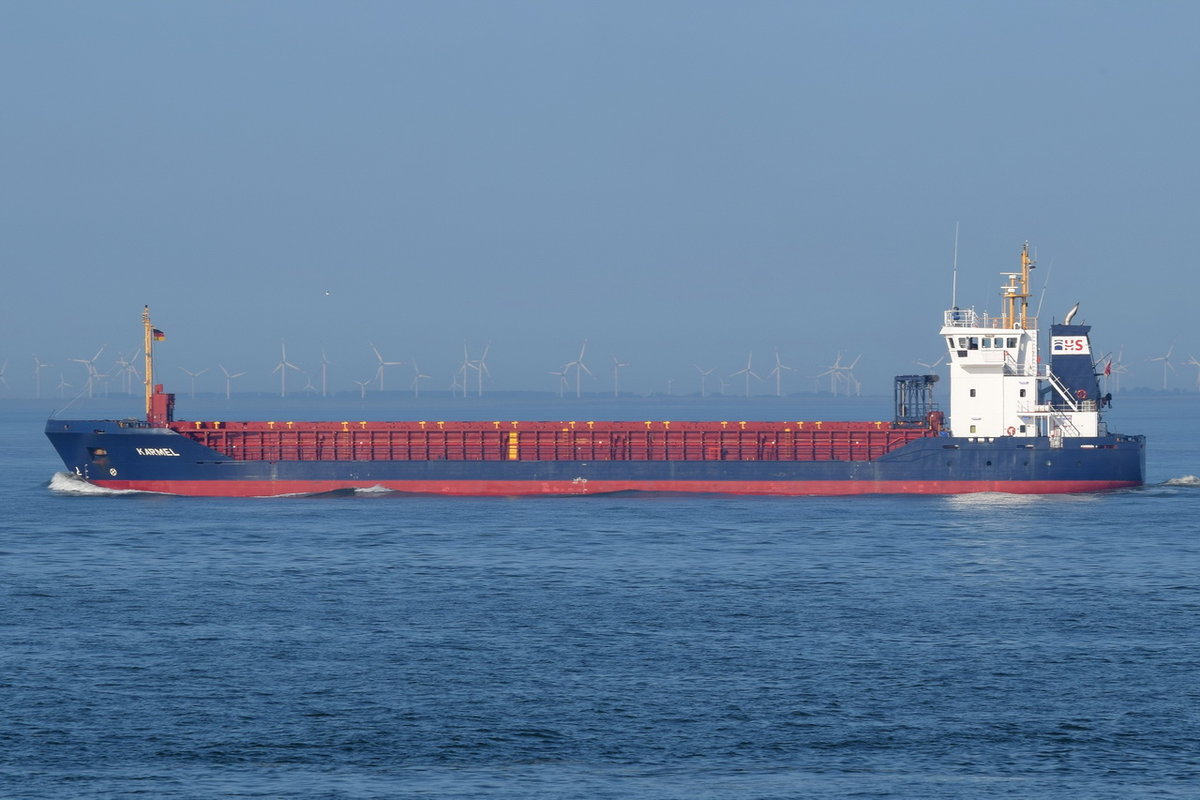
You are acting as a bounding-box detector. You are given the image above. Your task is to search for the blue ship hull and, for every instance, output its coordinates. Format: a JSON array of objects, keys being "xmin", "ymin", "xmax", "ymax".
[{"xmin": 45, "ymin": 419, "xmax": 1145, "ymax": 496}]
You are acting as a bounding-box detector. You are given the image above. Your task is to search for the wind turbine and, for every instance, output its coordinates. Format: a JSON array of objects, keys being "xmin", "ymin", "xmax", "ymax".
[
  {"xmin": 816, "ymin": 353, "xmax": 860, "ymax": 396},
  {"xmin": 353, "ymin": 378, "xmax": 371, "ymax": 399},
  {"xmin": 816, "ymin": 354, "xmax": 840, "ymax": 394},
  {"xmin": 300, "ymin": 373, "xmax": 318, "ymax": 395},
  {"xmin": 33, "ymin": 354, "xmax": 51, "ymax": 399},
  {"xmin": 455, "ymin": 343, "xmax": 474, "ymax": 399},
  {"xmin": 370, "ymin": 343, "xmax": 404, "ymax": 393},
  {"xmin": 769, "ymin": 349, "xmax": 795, "ymax": 397},
  {"xmin": 467, "ymin": 343, "xmax": 491, "ymax": 397},
  {"xmin": 1149, "ymin": 345, "xmax": 1175, "ymax": 391},
  {"xmin": 1185, "ymin": 355, "xmax": 1200, "ymax": 392},
  {"xmin": 0, "ymin": 360, "xmax": 8, "ymax": 392},
  {"xmin": 548, "ymin": 368, "xmax": 568, "ymax": 398},
  {"xmin": 57, "ymin": 371, "xmax": 72, "ymax": 398},
  {"xmin": 564, "ymin": 341, "xmax": 592, "ymax": 398},
  {"xmin": 1108, "ymin": 347, "xmax": 1129, "ymax": 393},
  {"xmin": 730, "ymin": 352, "xmax": 762, "ymax": 398},
  {"xmin": 273, "ymin": 341, "xmax": 302, "ymax": 397},
  {"xmin": 914, "ymin": 355, "xmax": 946, "ymax": 371},
  {"xmin": 219, "ymin": 364, "xmax": 246, "ymax": 400},
  {"xmin": 113, "ymin": 352, "xmax": 133, "ymax": 394},
  {"xmin": 611, "ymin": 354, "xmax": 629, "ymax": 398},
  {"xmin": 70, "ymin": 346, "xmax": 106, "ymax": 398},
  {"xmin": 319, "ymin": 350, "xmax": 331, "ymax": 397},
  {"xmin": 841, "ymin": 354, "xmax": 863, "ymax": 396},
  {"xmin": 695, "ymin": 365, "xmax": 714, "ymax": 398},
  {"xmin": 178, "ymin": 366, "xmax": 209, "ymax": 399},
  {"xmin": 410, "ymin": 360, "xmax": 431, "ymax": 398},
  {"xmin": 119, "ymin": 350, "xmax": 143, "ymax": 395}
]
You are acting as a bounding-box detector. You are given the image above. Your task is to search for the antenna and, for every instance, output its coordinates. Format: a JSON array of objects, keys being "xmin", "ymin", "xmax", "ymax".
[
  {"xmin": 1034, "ymin": 258, "xmax": 1054, "ymax": 321},
  {"xmin": 951, "ymin": 221, "xmax": 959, "ymax": 308}
]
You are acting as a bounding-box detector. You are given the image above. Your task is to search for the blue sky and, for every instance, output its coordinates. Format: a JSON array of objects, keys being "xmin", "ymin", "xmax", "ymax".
[{"xmin": 3, "ymin": 1, "xmax": 1198, "ymax": 397}]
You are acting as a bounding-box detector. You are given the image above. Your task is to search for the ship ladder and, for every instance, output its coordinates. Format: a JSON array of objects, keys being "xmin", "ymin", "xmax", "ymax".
[{"xmin": 1046, "ymin": 371, "xmax": 1081, "ymax": 412}]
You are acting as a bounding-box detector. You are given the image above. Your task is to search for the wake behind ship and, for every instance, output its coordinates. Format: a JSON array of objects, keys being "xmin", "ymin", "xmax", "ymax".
[{"xmin": 46, "ymin": 245, "xmax": 1145, "ymax": 497}]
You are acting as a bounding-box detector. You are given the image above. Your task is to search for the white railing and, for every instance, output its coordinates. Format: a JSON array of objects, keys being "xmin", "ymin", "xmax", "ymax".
[
  {"xmin": 1016, "ymin": 402, "xmax": 1051, "ymax": 415},
  {"xmin": 1003, "ymin": 352, "xmax": 1048, "ymax": 377},
  {"xmin": 944, "ymin": 308, "xmax": 984, "ymax": 327},
  {"xmin": 943, "ymin": 308, "xmax": 1038, "ymax": 330},
  {"xmin": 1016, "ymin": 400, "xmax": 1097, "ymax": 415}
]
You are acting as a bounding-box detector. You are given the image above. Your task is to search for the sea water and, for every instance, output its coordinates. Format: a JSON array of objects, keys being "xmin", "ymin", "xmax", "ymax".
[{"xmin": 2, "ymin": 394, "xmax": 1198, "ymax": 798}]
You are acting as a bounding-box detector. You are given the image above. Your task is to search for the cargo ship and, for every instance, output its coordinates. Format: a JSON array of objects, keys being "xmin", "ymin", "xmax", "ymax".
[{"xmin": 46, "ymin": 245, "xmax": 1144, "ymax": 496}]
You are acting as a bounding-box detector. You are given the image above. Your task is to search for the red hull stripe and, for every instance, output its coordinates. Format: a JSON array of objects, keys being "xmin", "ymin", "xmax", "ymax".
[{"xmin": 90, "ymin": 478, "xmax": 1142, "ymax": 497}]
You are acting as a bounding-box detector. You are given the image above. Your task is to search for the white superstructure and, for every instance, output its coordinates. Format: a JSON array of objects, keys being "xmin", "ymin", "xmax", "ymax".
[{"xmin": 940, "ymin": 244, "xmax": 1102, "ymax": 441}]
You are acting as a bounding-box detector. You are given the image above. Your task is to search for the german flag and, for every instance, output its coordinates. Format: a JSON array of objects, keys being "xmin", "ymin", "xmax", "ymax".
[{"xmin": 152, "ymin": 329, "xmax": 166, "ymax": 341}]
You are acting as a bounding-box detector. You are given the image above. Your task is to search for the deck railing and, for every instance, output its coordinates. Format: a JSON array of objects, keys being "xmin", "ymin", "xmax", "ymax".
[{"xmin": 944, "ymin": 308, "xmax": 1038, "ymax": 330}]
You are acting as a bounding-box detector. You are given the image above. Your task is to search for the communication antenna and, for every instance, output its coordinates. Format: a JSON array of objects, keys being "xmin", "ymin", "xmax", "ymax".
[
  {"xmin": 1034, "ymin": 258, "xmax": 1054, "ymax": 321},
  {"xmin": 950, "ymin": 222, "xmax": 959, "ymax": 308}
]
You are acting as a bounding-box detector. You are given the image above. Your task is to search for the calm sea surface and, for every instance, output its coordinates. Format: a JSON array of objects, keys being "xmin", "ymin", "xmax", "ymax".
[{"xmin": 2, "ymin": 394, "xmax": 1198, "ymax": 798}]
